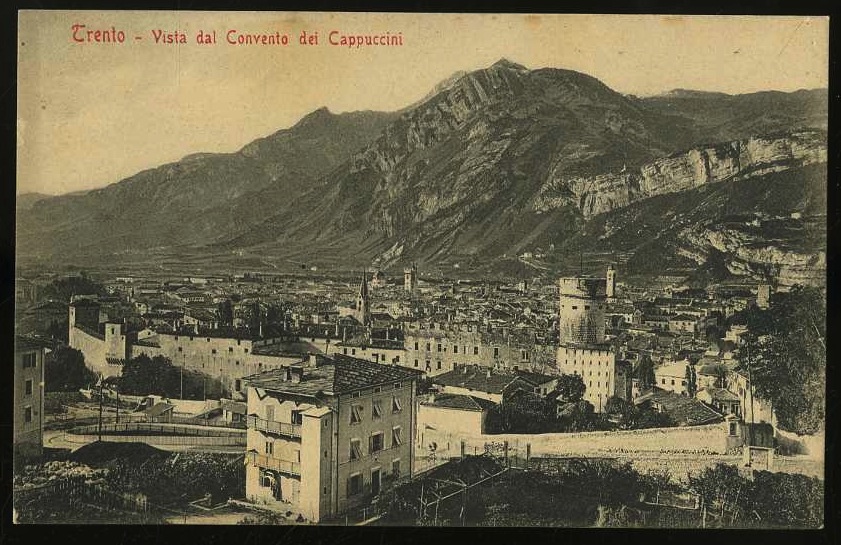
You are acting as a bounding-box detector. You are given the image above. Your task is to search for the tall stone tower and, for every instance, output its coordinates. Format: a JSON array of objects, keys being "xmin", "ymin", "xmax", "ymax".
[
  {"xmin": 606, "ymin": 263, "xmax": 616, "ymax": 300},
  {"xmin": 404, "ymin": 262, "xmax": 417, "ymax": 294},
  {"xmin": 556, "ymin": 276, "xmax": 615, "ymax": 413},
  {"xmin": 557, "ymin": 276, "xmax": 607, "ymax": 345},
  {"xmin": 356, "ymin": 271, "xmax": 370, "ymax": 326}
]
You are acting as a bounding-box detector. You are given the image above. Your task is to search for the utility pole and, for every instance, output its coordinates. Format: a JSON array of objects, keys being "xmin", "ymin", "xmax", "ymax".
[
  {"xmin": 746, "ymin": 339, "xmax": 755, "ymax": 425},
  {"xmin": 97, "ymin": 374, "xmax": 104, "ymax": 442}
]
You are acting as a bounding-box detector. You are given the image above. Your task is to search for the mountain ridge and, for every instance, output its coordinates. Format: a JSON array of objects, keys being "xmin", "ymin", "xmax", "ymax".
[{"xmin": 16, "ymin": 61, "xmax": 827, "ymax": 286}]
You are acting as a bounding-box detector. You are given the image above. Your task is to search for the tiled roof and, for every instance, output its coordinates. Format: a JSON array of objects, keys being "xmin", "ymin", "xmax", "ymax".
[
  {"xmin": 432, "ymin": 369, "xmax": 518, "ymax": 394},
  {"xmin": 144, "ymin": 403, "xmax": 175, "ymax": 417},
  {"xmin": 421, "ymin": 393, "xmax": 486, "ymax": 411},
  {"xmin": 638, "ymin": 388, "xmax": 723, "ymax": 426},
  {"xmin": 513, "ymin": 370, "xmax": 557, "ymax": 386},
  {"xmin": 244, "ymin": 354, "xmax": 422, "ymax": 397},
  {"xmin": 703, "ymin": 387, "xmax": 741, "ymax": 402}
]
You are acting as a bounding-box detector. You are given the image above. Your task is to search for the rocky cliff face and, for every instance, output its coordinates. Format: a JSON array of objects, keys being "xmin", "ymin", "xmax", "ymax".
[
  {"xmin": 16, "ymin": 60, "xmax": 828, "ymax": 288},
  {"xmin": 534, "ymin": 130, "xmax": 826, "ymax": 217}
]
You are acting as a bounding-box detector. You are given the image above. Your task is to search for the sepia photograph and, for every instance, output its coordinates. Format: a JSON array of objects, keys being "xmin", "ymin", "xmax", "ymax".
[{"xmin": 13, "ymin": 11, "xmax": 828, "ymax": 528}]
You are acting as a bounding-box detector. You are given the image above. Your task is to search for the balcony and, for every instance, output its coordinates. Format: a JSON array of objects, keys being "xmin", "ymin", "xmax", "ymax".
[
  {"xmin": 247, "ymin": 415, "xmax": 302, "ymax": 439},
  {"xmin": 247, "ymin": 451, "xmax": 301, "ymax": 477}
]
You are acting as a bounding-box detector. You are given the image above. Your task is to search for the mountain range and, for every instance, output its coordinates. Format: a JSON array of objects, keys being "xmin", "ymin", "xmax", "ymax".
[{"xmin": 16, "ymin": 59, "xmax": 827, "ymax": 285}]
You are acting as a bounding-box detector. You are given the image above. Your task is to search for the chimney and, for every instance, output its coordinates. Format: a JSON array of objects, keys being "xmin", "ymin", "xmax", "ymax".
[
  {"xmin": 308, "ymin": 353, "xmax": 318, "ymax": 367},
  {"xmin": 486, "ymin": 369, "xmax": 492, "ymax": 379},
  {"xmin": 290, "ymin": 366, "xmax": 304, "ymax": 383}
]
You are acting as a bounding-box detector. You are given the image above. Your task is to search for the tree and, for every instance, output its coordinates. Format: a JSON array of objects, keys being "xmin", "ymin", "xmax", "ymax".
[
  {"xmin": 738, "ymin": 286, "xmax": 825, "ymax": 434},
  {"xmin": 40, "ymin": 273, "xmax": 106, "ymax": 303},
  {"xmin": 685, "ymin": 364, "xmax": 698, "ymax": 397},
  {"xmin": 555, "ymin": 373, "xmax": 586, "ymax": 402},
  {"xmin": 120, "ymin": 354, "xmax": 175, "ymax": 396},
  {"xmin": 216, "ymin": 300, "xmax": 233, "ymax": 327},
  {"xmin": 634, "ymin": 354, "xmax": 656, "ymax": 389},
  {"xmin": 45, "ymin": 346, "xmax": 97, "ymax": 392},
  {"xmin": 604, "ymin": 396, "xmax": 635, "ymax": 429}
]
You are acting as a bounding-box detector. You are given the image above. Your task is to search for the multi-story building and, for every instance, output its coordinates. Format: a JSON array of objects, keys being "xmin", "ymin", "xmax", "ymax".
[
  {"xmin": 14, "ymin": 336, "xmax": 46, "ymax": 458},
  {"xmin": 404, "ymin": 263, "xmax": 417, "ymax": 294},
  {"xmin": 401, "ymin": 321, "xmax": 548, "ymax": 376},
  {"xmin": 242, "ymin": 353, "xmax": 421, "ymax": 522},
  {"xmin": 756, "ymin": 284, "xmax": 772, "ymax": 309},
  {"xmin": 555, "ymin": 274, "xmax": 628, "ymax": 412},
  {"xmin": 654, "ymin": 360, "xmax": 692, "ymax": 395}
]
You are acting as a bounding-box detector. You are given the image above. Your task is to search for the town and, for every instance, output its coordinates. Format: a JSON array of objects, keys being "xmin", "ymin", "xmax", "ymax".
[{"xmin": 13, "ymin": 262, "xmax": 825, "ymax": 526}]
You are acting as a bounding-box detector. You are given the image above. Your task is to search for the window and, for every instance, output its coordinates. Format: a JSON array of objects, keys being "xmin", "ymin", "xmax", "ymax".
[
  {"xmin": 437, "ymin": 361, "xmax": 442, "ymax": 370},
  {"xmin": 392, "ymin": 459, "xmax": 401, "ymax": 478},
  {"xmin": 350, "ymin": 439, "xmax": 363, "ymax": 460},
  {"xmin": 177, "ymin": 347, "xmax": 183, "ymax": 352},
  {"xmin": 414, "ymin": 359, "xmax": 419, "ymax": 368},
  {"xmin": 392, "ymin": 427, "xmax": 402, "ymax": 447},
  {"xmin": 373, "ymin": 386, "xmax": 382, "ymax": 393},
  {"xmin": 372, "ymin": 399, "xmax": 383, "ymax": 419},
  {"xmin": 350, "ymin": 404, "xmax": 363, "ymax": 424},
  {"xmin": 259, "ymin": 468, "xmax": 274, "ymax": 488},
  {"xmin": 265, "ymin": 441, "xmax": 273, "ymax": 455},
  {"xmin": 494, "ymin": 347, "xmax": 500, "ymax": 358},
  {"xmin": 352, "ymin": 349, "xmax": 356, "ymax": 356},
  {"xmin": 370, "ymin": 432, "xmax": 384, "ymax": 453},
  {"xmin": 348, "ymin": 473, "xmax": 362, "ymax": 496},
  {"xmin": 24, "ymin": 406, "xmax": 32, "ymax": 423},
  {"xmin": 414, "ymin": 342, "xmax": 419, "ymax": 350},
  {"xmin": 662, "ymin": 379, "xmax": 666, "ymax": 385},
  {"xmin": 426, "ymin": 343, "xmax": 431, "ymax": 351},
  {"xmin": 212, "ymin": 348, "xmax": 217, "ymax": 354},
  {"xmin": 437, "ymin": 344, "xmax": 442, "ymax": 352},
  {"xmin": 344, "ymin": 348, "xmax": 348, "ymax": 355},
  {"xmin": 234, "ymin": 379, "xmax": 241, "ymax": 391},
  {"xmin": 245, "ymin": 348, "xmax": 249, "ymax": 354},
  {"xmin": 671, "ymin": 380, "xmax": 675, "ymax": 386},
  {"xmin": 473, "ymin": 347, "xmax": 479, "ymax": 355},
  {"xmin": 291, "ymin": 410, "xmax": 303, "ymax": 425},
  {"xmin": 22, "ymin": 353, "xmax": 36, "ymax": 368},
  {"xmin": 393, "ymin": 382, "xmax": 401, "ymax": 389},
  {"xmin": 729, "ymin": 422, "xmax": 738, "ymax": 436},
  {"xmin": 392, "ymin": 396, "xmax": 402, "ymax": 413},
  {"xmin": 228, "ymin": 347, "xmax": 233, "ymax": 352},
  {"xmin": 453, "ymin": 345, "xmax": 458, "ymax": 354},
  {"xmin": 25, "ymin": 379, "xmax": 33, "ymax": 396},
  {"xmin": 351, "ymin": 391, "xmax": 361, "ymax": 399}
]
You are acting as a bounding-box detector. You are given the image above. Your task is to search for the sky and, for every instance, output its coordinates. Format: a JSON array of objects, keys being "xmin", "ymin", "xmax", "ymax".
[{"xmin": 17, "ymin": 11, "xmax": 829, "ymax": 196}]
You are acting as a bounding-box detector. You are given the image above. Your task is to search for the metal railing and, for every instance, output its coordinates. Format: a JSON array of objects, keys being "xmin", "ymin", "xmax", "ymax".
[
  {"xmin": 246, "ymin": 416, "xmax": 302, "ymax": 438},
  {"xmin": 247, "ymin": 451, "xmax": 301, "ymax": 477}
]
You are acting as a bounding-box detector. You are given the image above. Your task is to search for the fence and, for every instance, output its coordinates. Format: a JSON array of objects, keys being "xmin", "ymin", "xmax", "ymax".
[{"xmin": 69, "ymin": 422, "xmax": 246, "ymax": 438}]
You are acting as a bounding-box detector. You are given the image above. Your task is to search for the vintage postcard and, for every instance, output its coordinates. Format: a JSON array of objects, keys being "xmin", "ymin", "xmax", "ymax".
[{"xmin": 14, "ymin": 11, "xmax": 827, "ymax": 528}]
